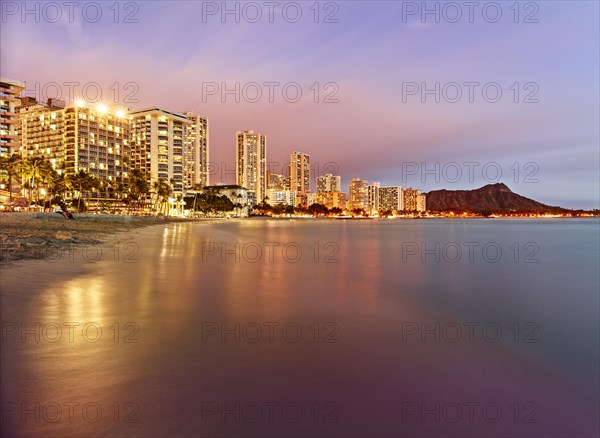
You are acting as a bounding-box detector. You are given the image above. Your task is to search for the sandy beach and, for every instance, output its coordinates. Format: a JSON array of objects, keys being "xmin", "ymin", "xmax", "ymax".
[{"xmin": 0, "ymin": 212, "xmax": 167, "ymax": 264}]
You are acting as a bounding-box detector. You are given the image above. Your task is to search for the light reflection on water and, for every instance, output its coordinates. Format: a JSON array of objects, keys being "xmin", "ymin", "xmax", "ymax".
[{"xmin": 1, "ymin": 219, "xmax": 598, "ymax": 437}]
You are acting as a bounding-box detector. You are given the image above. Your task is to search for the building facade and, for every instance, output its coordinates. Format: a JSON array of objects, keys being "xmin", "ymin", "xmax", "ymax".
[
  {"xmin": 403, "ymin": 188, "xmax": 426, "ymax": 212},
  {"xmin": 316, "ymin": 173, "xmax": 341, "ymax": 193},
  {"xmin": 348, "ymin": 177, "xmax": 368, "ymax": 211},
  {"xmin": 417, "ymin": 193, "xmax": 426, "ymax": 212},
  {"xmin": 267, "ymin": 189, "xmax": 296, "ymax": 207},
  {"xmin": 367, "ymin": 182, "xmax": 380, "ymax": 214},
  {"xmin": 182, "ymin": 112, "xmax": 209, "ymax": 189},
  {"xmin": 268, "ymin": 172, "xmax": 289, "ymax": 191},
  {"xmin": 316, "ymin": 191, "xmax": 347, "ymax": 210},
  {"xmin": 130, "ymin": 108, "xmax": 192, "ymax": 194},
  {"xmin": 20, "ymin": 100, "xmax": 130, "ymax": 184},
  {"xmin": 289, "ymin": 151, "xmax": 310, "ymax": 206},
  {"xmin": 236, "ymin": 130, "xmax": 267, "ymax": 203},
  {"xmin": 379, "ymin": 186, "xmax": 404, "ymax": 212},
  {"xmin": 0, "ymin": 78, "xmax": 25, "ymax": 157}
]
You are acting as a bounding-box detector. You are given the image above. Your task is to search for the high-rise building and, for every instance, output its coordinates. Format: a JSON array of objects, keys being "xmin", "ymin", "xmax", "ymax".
[
  {"xmin": 417, "ymin": 193, "xmax": 426, "ymax": 212},
  {"xmin": 403, "ymin": 188, "xmax": 426, "ymax": 212},
  {"xmin": 379, "ymin": 186, "xmax": 404, "ymax": 212},
  {"xmin": 18, "ymin": 94, "xmax": 210, "ymax": 200},
  {"xmin": 19, "ymin": 99, "xmax": 65, "ymax": 169},
  {"xmin": 348, "ymin": 178, "xmax": 368, "ymax": 211},
  {"xmin": 315, "ymin": 173, "xmax": 344, "ymax": 210},
  {"xmin": 0, "ymin": 78, "xmax": 25, "ymax": 157},
  {"xmin": 236, "ymin": 130, "xmax": 267, "ymax": 203},
  {"xmin": 367, "ymin": 182, "xmax": 380, "ymax": 214},
  {"xmin": 130, "ymin": 108, "xmax": 193, "ymax": 194},
  {"xmin": 268, "ymin": 172, "xmax": 289, "ymax": 191},
  {"xmin": 182, "ymin": 112, "xmax": 209, "ymax": 189},
  {"xmin": 316, "ymin": 173, "xmax": 341, "ymax": 193},
  {"xmin": 289, "ymin": 151, "xmax": 310, "ymax": 205},
  {"xmin": 20, "ymin": 99, "xmax": 130, "ymax": 184}
]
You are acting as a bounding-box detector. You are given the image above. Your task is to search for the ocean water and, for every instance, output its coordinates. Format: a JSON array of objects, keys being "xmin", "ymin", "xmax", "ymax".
[{"xmin": 1, "ymin": 219, "xmax": 598, "ymax": 437}]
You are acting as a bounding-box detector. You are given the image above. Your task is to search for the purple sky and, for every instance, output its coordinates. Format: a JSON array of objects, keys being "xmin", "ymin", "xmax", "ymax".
[{"xmin": 1, "ymin": 1, "xmax": 598, "ymax": 208}]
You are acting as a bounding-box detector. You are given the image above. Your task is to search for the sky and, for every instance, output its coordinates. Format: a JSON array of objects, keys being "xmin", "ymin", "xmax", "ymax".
[{"xmin": 1, "ymin": 0, "xmax": 599, "ymax": 209}]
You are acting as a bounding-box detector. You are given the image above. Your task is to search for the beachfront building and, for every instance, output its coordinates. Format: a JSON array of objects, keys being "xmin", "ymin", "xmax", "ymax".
[
  {"xmin": 316, "ymin": 173, "xmax": 341, "ymax": 193},
  {"xmin": 379, "ymin": 186, "xmax": 404, "ymax": 212},
  {"xmin": 403, "ymin": 188, "xmax": 426, "ymax": 212},
  {"xmin": 0, "ymin": 78, "xmax": 25, "ymax": 157},
  {"xmin": 130, "ymin": 108, "xmax": 192, "ymax": 195},
  {"xmin": 267, "ymin": 189, "xmax": 296, "ymax": 207},
  {"xmin": 19, "ymin": 99, "xmax": 65, "ymax": 170},
  {"xmin": 367, "ymin": 182, "xmax": 380, "ymax": 215},
  {"xmin": 315, "ymin": 191, "xmax": 346, "ymax": 210},
  {"xmin": 202, "ymin": 184, "xmax": 251, "ymax": 216},
  {"xmin": 182, "ymin": 112, "xmax": 209, "ymax": 189},
  {"xmin": 289, "ymin": 151, "xmax": 310, "ymax": 206},
  {"xmin": 348, "ymin": 177, "xmax": 368, "ymax": 211},
  {"xmin": 236, "ymin": 130, "xmax": 267, "ymax": 203},
  {"xmin": 417, "ymin": 193, "xmax": 426, "ymax": 212},
  {"xmin": 315, "ymin": 173, "xmax": 344, "ymax": 210},
  {"xmin": 20, "ymin": 99, "xmax": 130, "ymax": 184}
]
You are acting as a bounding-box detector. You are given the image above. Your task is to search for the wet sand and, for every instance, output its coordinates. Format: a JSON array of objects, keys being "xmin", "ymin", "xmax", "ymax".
[{"xmin": 0, "ymin": 212, "xmax": 167, "ymax": 264}]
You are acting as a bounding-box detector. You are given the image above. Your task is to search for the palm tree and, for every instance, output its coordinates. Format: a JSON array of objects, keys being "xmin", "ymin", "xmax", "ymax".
[
  {"xmin": 151, "ymin": 179, "xmax": 169, "ymax": 213},
  {"xmin": 36, "ymin": 160, "xmax": 56, "ymax": 206},
  {"xmin": 0, "ymin": 153, "xmax": 22, "ymax": 203},
  {"xmin": 18, "ymin": 157, "xmax": 43, "ymax": 202},
  {"xmin": 157, "ymin": 179, "xmax": 173, "ymax": 216},
  {"xmin": 175, "ymin": 194, "xmax": 184, "ymax": 216},
  {"xmin": 125, "ymin": 169, "xmax": 150, "ymax": 213},
  {"xmin": 109, "ymin": 179, "xmax": 127, "ymax": 214},
  {"xmin": 16, "ymin": 157, "xmax": 57, "ymax": 205},
  {"xmin": 236, "ymin": 193, "xmax": 243, "ymax": 217},
  {"xmin": 48, "ymin": 171, "xmax": 68, "ymax": 200},
  {"xmin": 67, "ymin": 170, "xmax": 99, "ymax": 212}
]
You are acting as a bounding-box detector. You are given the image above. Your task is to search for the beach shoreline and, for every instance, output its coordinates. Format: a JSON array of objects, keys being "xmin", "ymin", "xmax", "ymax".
[
  {"xmin": 2, "ymin": 212, "xmax": 596, "ymax": 265},
  {"xmin": 0, "ymin": 212, "xmax": 172, "ymax": 265}
]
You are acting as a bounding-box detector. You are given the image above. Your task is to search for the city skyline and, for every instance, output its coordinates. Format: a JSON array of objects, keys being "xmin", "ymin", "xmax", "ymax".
[
  {"xmin": 1, "ymin": 2, "xmax": 598, "ymax": 209},
  {"xmin": 1, "ymin": 85, "xmax": 430, "ymax": 199},
  {"xmin": 1, "ymin": 87, "xmax": 594, "ymax": 213}
]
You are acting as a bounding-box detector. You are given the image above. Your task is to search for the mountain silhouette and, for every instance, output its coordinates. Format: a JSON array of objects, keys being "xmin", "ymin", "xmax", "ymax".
[{"xmin": 425, "ymin": 183, "xmax": 564, "ymax": 212}]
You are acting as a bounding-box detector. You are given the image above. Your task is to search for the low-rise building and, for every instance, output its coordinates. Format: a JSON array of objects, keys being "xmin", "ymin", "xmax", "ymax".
[
  {"xmin": 203, "ymin": 184, "xmax": 251, "ymax": 216},
  {"xmin": 267, "ymin": 189, "xmax": 296, "ymax": 207},
  {"xmin": 316, "ymin": 191, "xmax": 347, "ymax": 210}
]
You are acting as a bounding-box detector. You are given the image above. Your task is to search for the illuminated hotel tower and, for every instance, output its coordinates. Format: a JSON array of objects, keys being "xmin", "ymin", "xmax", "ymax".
[
  {"xmin": 348, "ymin": 177, "xmax": 368, "ymax": 210},
  {"xmin": 0, "ymin": 78, "xmax": 25, "ymax": 157},
  {"xmin": 20, "ymin": 99, "xmax": 130, "ymax": 184},
  {"xmin": 289, "ymin": 151, "xmax": 310, "ymax": 206},
  {"xmin": 130, "ymin": 108, "xmax": 192, "ymax": 194},
  {"xmin": 236, "ymin": 130, "xmax": 267, "ymax": 203}
]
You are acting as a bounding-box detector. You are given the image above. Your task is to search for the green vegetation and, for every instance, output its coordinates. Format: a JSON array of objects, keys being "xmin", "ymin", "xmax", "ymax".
[{"xmin": 185, "ymin": 188, "xmax": 235, "ymax": 215}]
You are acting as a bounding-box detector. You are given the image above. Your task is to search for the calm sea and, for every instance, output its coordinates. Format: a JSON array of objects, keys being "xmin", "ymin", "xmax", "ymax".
[{"xmin": 1, "ymin": 219, "xmax": 598, "ymax": 437}]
